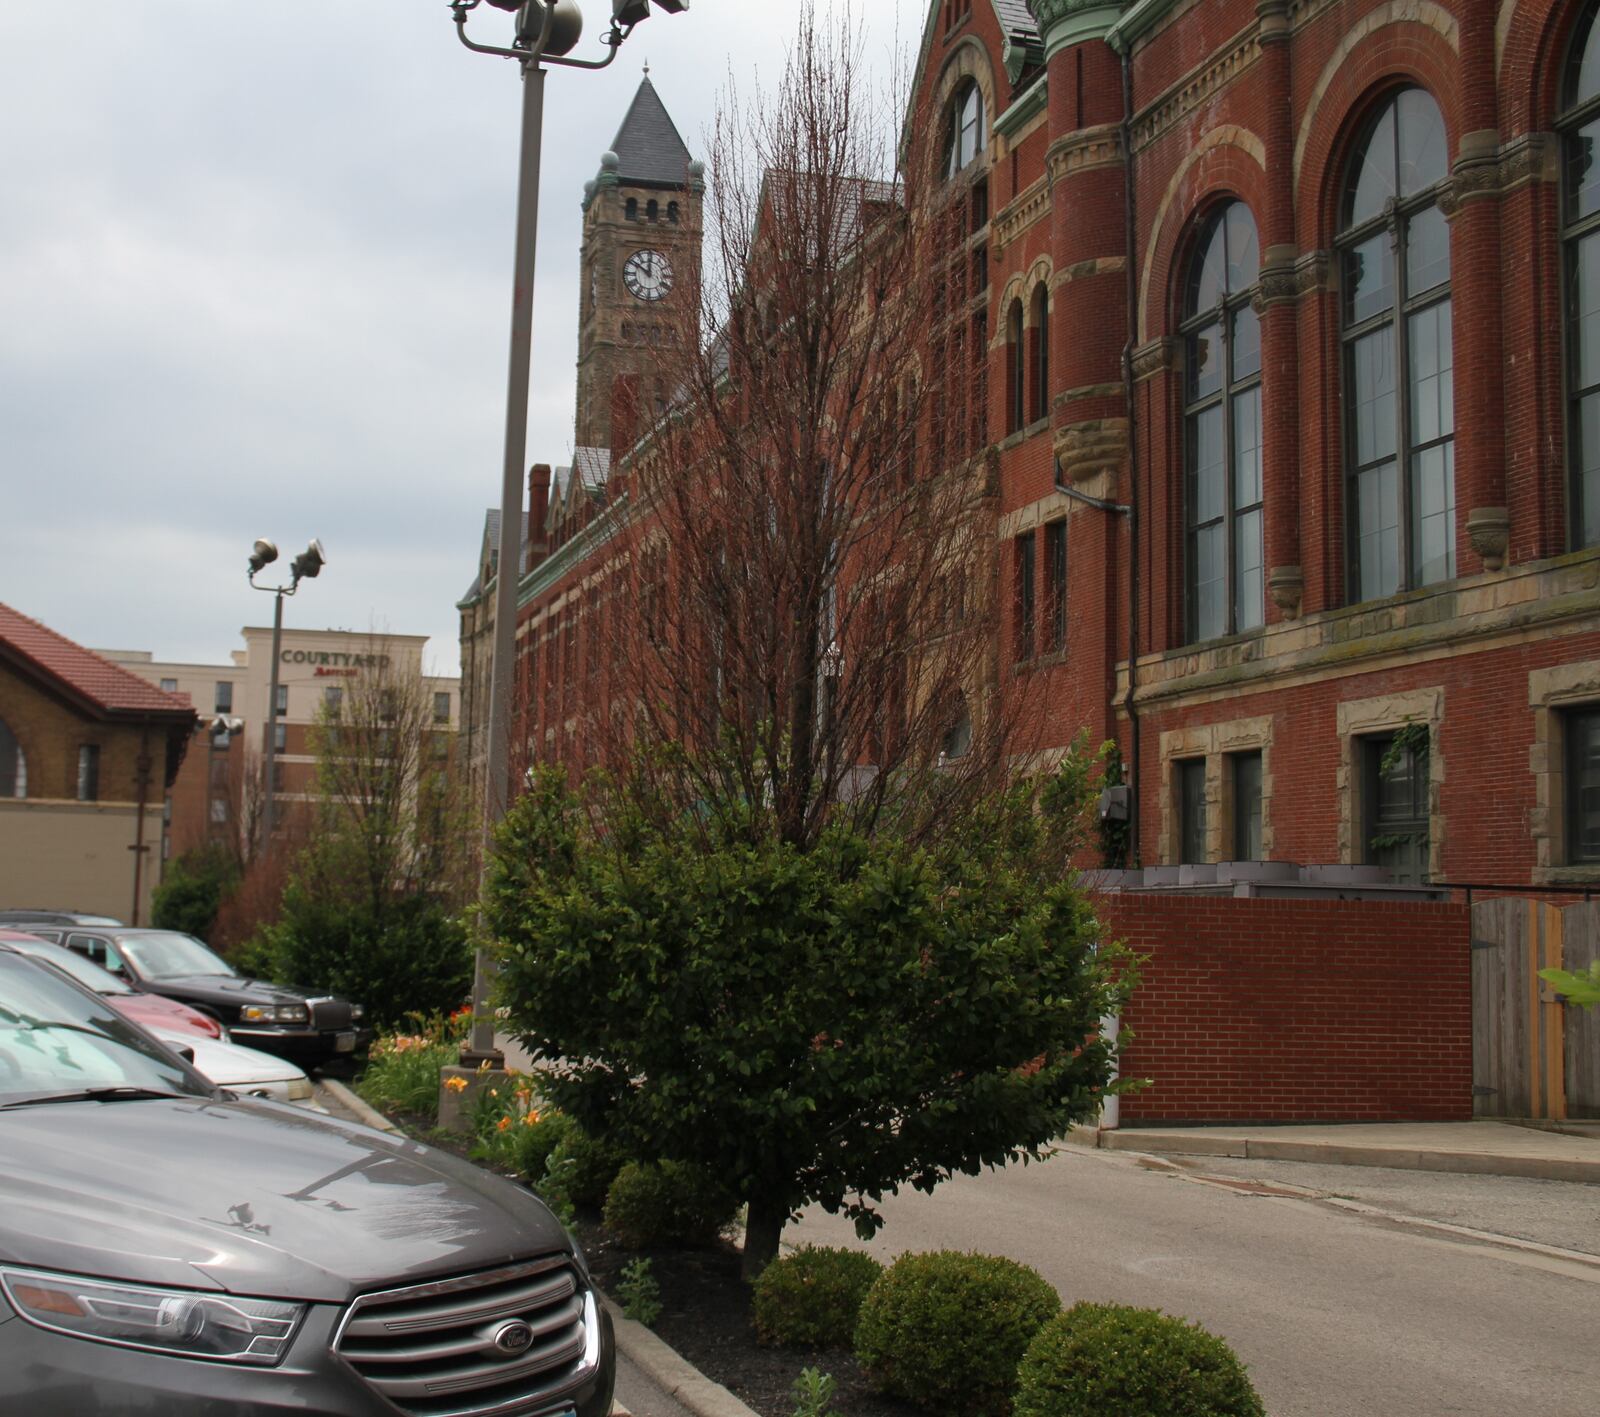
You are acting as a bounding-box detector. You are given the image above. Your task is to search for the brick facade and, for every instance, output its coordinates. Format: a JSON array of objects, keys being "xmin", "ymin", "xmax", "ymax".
[
  {"xmin": 1099, "ymin": 892, "xmax": 1473, "ymax": 1123},
  {"xmin": 468, "ymin": 0, "xmax": 1600, "ymax": 893}
]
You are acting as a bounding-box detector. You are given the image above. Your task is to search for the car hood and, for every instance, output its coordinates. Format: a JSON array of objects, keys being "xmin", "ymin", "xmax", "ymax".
[
  {"xmin": 108, "ymin": 991, "xmax": 219, "ymax": 1037},
  {"xmin": 145, "ymin": 975, "xmax": 311, "ymax": 1008},
  {"xmin": 0, "ymin": 1099, "xmax": 568, "ymax": 1302},
  {"xmin": 149, "ymin": 1029, "xmax": 306, "ymax": 1088}
]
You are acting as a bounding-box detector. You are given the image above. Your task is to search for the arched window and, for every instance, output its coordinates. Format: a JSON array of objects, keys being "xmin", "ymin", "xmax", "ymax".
[
  {"xmin": 625, "ymin": 197, "xmax": 638, "ymax": 221},
  {"xmin": 1339, "ymin": 87, "xmax": 1453, "ymax": 600},
  {"xmin": 1006, "ymin": 297, "xmax": 1025, "ymax": 432},
  {"xmin": 1029, "ymin": 282, "xmax": 1049, "ymax": 423},
  {"xmin": 668, "ymin": 200, "xmax": 680, "ymax": 224},
  {"xmin": 1182, "ymin": 200, "xmax": 1263, "ymax": 642},
  {"xmin": 944, "ymin": 81, "xmax": 984, "ymax": 180},
  {"xmin": 0, "ymin": 716, "xmax": 25, "ymax": 798},
  {"xmin": 647, "ymin": 198, "xmax": 659, "ymax": 223},
  {"xmin": 1562, "ymin": 6, "xmax": 1600, "ymax": 546}
]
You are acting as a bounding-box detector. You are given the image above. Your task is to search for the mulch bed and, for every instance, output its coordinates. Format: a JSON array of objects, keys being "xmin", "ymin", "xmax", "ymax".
[
  {"xmin": 370, "ymin": 1106, "xmax": 919, "ymax": 1417},
  {"xmin": 575, "ymin": 1220, "xmax": 923, "ymax": 1417}
]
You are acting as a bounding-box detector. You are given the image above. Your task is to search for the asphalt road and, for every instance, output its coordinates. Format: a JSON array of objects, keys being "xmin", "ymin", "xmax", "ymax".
[{"xmin": 786, "ymin": 1145, "xmax": 1600, "ymax": 1417}]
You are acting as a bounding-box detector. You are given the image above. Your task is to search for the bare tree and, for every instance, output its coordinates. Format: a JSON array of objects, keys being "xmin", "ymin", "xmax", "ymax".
[{"xmin": 575, "ymin": 4, "xmax": 1035, "ymax": 851}]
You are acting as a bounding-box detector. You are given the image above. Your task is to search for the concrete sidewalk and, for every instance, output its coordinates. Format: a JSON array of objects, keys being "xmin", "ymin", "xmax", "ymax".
[{"xmin": 1072, "ymin": 1119, "xmax": 1600, "ymax": 1183}]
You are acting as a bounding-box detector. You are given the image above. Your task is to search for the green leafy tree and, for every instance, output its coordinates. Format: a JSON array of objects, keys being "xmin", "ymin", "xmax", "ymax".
[
  {"xmin": 485, "ymin": 753, "xmax": 1129, "ymax": 1279},
  {"xmin": 152, "ymin": 844, "xmax": 240, "ymax": 940},
  {"xmin": 254, "ymin": 646, "xmax": 475, "ymax": 1025},
  {"xmin": 1539, "ymin": 961, "xmax": 1600, "ymax": 1010}
]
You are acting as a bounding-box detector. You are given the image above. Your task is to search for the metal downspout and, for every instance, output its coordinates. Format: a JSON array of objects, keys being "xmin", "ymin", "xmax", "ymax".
[{"xmin": 1120, "ymin": 47, "xmax": 1141, "ymax": 868}]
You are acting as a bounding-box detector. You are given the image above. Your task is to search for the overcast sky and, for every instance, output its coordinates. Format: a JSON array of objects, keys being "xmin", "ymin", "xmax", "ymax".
[{"xmin": 0, "ymin": 0, "xmax": 920, "ymax": 677}]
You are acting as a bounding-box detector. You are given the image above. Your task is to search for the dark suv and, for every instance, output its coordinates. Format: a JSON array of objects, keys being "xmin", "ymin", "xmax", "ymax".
[
  {"xmin": 14, "ymin": 924, "xmax": 369, "ymax": 1065},
  {"xmin": 0, "ymin": 941, "xmax": 615, "ymax": 1417}
]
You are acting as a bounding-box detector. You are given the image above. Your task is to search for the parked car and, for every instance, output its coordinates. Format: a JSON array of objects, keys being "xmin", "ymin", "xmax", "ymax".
[
  {"xmin": 12, "ymin": 923, "xmax": 368, "ymax": 1066},
  {"xmin": 0, "ymin": 929, "xmax": 224, "ymax": 1040},
  {"xmin": 145, "ymin": 1025, "xmax": 318, "ymax": 1107},
  {"xmin": 0, "ymin": 941, "xmax": 615, "ymax": 1417},
  {"xmin": 0, "ymin": 909, "xmax": 123, "ymax": 927}
]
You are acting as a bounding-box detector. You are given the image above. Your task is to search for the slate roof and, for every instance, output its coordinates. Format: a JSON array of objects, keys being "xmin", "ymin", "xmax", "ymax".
[
  {"xmin": 606, "ymin": 77, "xmax": 695, "ymax": 190},
  {"xmin": 573, "ymin": 446, "xmax": 612, "ymax": 489},
  {"xmin": 990, "ymin": 1, "xmax": 1044, "ymax": 79},
  {"xmin": 0, "ymin": 602, "xmax": 195, "ymax": 718}
]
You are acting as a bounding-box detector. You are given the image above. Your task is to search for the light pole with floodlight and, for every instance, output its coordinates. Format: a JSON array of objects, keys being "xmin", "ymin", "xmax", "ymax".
[
  {"xmin": 247, "ymin": 537, "xmax": 326, "ymax": 847},
  {"xmin": 446, "ymin": 0, "xmax": 690, "ymax": 1068}
]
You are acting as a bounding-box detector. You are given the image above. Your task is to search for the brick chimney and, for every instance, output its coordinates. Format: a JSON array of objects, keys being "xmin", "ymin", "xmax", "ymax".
[{"xmin": 526, "ymin": 464, "xmax": 552, "ymax": 569}]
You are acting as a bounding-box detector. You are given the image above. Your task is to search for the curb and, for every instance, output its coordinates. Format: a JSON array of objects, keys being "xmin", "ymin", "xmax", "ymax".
[
  {"xmin": 1072, "ymin": 1126, "xmax": 1600, "ymax": 1185},
  {"xmin": 602, "ymin": 1296, "xmax": 761, "ymax": 1417},
  {"xmin": 316, "ymin": 1077, "xmax": 396, "ymax": 1133}
]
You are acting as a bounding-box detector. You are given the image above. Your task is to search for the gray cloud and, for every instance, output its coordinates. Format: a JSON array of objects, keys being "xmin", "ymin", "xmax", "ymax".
[{"xmin": 0, "ymin": 0, "xmax": 918, "ymax": 675}]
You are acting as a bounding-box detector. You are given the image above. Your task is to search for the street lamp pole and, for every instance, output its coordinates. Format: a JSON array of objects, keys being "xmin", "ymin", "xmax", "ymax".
[
  {"xmin": 247, "ymin": 537, "xmax": 326, "ymax": 849},
  {"xmin": 448, "ymin": 0, "xmax": 688, "ymax": 1068}
]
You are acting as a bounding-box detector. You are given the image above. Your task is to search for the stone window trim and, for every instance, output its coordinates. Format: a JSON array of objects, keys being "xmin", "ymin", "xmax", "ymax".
[
  {"xmin": 1336, "ymin": 687, "xmax": 1445, "ymax": 879},
  {"xmin": 1158, "ymin": 715, "xmax": 1274, "ymax": 866},
  {"xmin": 1528, "ymin": 660, "xmax": 1600, "ymax": 882}
]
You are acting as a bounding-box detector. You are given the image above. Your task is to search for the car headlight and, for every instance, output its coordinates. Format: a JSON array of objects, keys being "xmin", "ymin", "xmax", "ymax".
[
  {"xmin": 349, "ymin": 1004, "xmax": 365, "ymax": 1023},
  {"xmin": 240, "ymin": 1004, "xmax": 308, "ymax": 1025},
  {"xmin": 0, "ymin": 1267, "xmax": 304, "ymax": 1366}
]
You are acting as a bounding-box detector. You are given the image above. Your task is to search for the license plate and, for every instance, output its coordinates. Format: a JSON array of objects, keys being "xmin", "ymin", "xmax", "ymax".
[{"xmin": 334, "ymin": 1031, "xmax": 357, "ymax": 1053}]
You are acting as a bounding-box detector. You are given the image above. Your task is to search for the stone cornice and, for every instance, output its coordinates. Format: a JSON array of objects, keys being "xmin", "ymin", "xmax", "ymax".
[
  {"xmin": 1046, "ymin": 123, "xmax": 1125, "ymax": 182},
  {"xmin": 992, "ymin": 176, "xmax": 1051, "ymax": 251},
  {"xmin": 1036, "ymin": 2, "xmax": 1131, "ymax": 59},
  {"xmin": 1131, "ymin": 23, "xmax": 1263, "ymax": 152}
]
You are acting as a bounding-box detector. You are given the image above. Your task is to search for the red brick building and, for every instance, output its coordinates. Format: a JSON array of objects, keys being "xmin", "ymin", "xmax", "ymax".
[{"xmin": 468, "ymin": 1, "xmax": 1600, "ymax": 893}]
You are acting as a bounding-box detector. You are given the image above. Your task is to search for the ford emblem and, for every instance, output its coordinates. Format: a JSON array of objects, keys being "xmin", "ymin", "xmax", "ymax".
[{"xmin": 491, "ymin": 1319, "xmax": 535, "ymax": 1357}]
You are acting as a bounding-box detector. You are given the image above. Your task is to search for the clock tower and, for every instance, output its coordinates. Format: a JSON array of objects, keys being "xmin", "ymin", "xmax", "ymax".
[{"xmin": 576, "ymin": 74, "xmax": 702, "ymax": 453}]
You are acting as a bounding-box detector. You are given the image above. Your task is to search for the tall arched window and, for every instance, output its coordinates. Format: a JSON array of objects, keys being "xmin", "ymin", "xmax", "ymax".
[
  {"xmin": 625, "ymin": 197, "xmax": 638, "ymax": 221},
  {"xmin": 1182, "ymin": 200, "xmax": 1262, "ymax": 642},
  {"xmin": 0, "ymin": 716, "xmax": 25, "ymax": 798},
  {"xmin": 1006, "ymin": 297, "xmax": 1025, "ymax": 432},
  {"xmin": 1339, "ymin": 87, "xmax": 1453, "ymax": 600},
  {"xmin": 944, "ymin": 81, "xmax": 984, "ymax": 180},
  {"xmin": 1562, "ymin": 6, "xmax": 1600, "ymax": 546},
  {"xmin": 1029, "ymin": 282, "xmax": 1049, "ymax": 423},
  {"xmin": 646, "ymin": 198, "xmax": 659, "ymax": 223}
]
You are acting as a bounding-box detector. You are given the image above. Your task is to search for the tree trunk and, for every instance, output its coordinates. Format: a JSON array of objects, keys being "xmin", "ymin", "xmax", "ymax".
[{"xmin": 741, "ymin": 1197, "xmax": 787, "ymax": 1282}]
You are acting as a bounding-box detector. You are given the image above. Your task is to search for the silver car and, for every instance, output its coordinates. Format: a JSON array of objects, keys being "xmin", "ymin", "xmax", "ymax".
[{"xmin": 0, "ymin": 942, "xmax": 614, "ymax": 1417}]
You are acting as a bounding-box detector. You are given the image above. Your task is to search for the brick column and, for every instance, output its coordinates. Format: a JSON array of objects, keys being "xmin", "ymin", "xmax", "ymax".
[
  {"xmin": 1449, "ymin": 6, "xmax": 1509, "ymax": 571},
  {"xmin": 1255, "ymin": 1, "xmax": 1303, "ymax": 620}
]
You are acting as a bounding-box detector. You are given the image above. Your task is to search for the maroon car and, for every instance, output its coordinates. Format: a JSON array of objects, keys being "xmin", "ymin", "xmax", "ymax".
[{"xmin": 0, "ymin": 930, "xmax": 222, "ymax": 1039}]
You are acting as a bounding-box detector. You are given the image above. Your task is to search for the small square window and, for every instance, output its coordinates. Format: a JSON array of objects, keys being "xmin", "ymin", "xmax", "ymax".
[
  {"xmin": 1231, "ymin": 752, "xmax": 1263, "ymax": 861},
  {"xmin": 1177, "ymin": 758, "xmax": 1208, "ymax": 864},
  {"xmin": 1565, "ymin": 707, "xmax": 1600, "ymax": 864},
  {"xmin": 77, "ymin": 744, "xmax": 100, "ymax": 802},
  {"xmin": 160, "ymin": 678, "xmax": 178, "ymax": 694}
]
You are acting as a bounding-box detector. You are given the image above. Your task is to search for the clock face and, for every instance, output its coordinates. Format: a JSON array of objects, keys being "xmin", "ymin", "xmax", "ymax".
[{"xmin": 623, "ymin": 248, "xmax": 673, "ymax": 302}]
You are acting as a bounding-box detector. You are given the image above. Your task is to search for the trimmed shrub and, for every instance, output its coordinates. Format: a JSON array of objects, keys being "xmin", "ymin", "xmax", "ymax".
[
  {"xmin": 602, "ymin": 1160, "xmax": 740, "ymax": 1249},
  {"xmin": 552, "ymin": 1127, "xmax": 630, "ymax": 1209},
  {"xmin": 753, "ymin": 1246, "xmax": 883, "ymax": 1348},
  {"xmin": 855, "ymin": 1251, "xmax": 1060, "ymax": 1416},
  {"xmin": 509, "ymin": 1109, "xmax": 578, "ymax": 1184},
  {"xmin": 1014, "ymin": 1304, "xmax": 1264, "ymax": 1417}
]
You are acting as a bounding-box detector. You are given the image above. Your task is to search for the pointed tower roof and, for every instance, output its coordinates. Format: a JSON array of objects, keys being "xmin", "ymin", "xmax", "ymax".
[{"xmin": 604, "ymin": 75, "xmax": 694, "ymax": 190}]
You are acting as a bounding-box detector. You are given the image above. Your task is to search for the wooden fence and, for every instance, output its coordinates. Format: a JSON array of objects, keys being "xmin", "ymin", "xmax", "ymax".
[{"xmin": 1471, "ymin": 899, "xmax": 1600, "ymax": 1119}]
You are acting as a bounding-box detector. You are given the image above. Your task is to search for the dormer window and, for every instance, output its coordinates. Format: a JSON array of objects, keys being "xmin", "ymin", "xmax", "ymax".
[{"xmin": 944, "ymin": 81, "xmax": 984, "ymax": 181}]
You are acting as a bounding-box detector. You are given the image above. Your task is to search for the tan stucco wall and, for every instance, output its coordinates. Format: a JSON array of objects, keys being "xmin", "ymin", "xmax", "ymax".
[{"xmin": 0, "ymin": 799, "xmax": 153, "ymax": 922}]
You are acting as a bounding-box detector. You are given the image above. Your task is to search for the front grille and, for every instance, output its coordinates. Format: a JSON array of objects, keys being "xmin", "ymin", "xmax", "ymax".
[
  {"xmin": 308, "ymin": 996, "xmax": 353, "ymax": 1031},
  {"xmin": 334, "ymin": 1257, "xmax": 593, "ymax": 1417}
]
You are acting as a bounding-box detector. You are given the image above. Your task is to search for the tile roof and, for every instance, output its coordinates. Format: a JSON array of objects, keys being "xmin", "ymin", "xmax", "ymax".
[
  {"xmin": 607, "ymin": 77, "xmax": 695, "ymax": 190},
  {"xmin": 0, "ymin": 602, "xmax": 196, "ymax": 718}
]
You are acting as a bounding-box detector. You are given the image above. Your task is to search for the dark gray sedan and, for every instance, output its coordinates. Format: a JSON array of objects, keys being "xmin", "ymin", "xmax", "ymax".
[{"xmin": 0, "ymin": 943, "xmax": 614, "ymax": 1417}]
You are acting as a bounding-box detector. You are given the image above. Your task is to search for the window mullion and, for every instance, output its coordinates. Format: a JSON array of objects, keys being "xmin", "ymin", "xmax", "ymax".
[
  {"xmin": 1393, "ymin": 211, "xmax": 1415, "ymax": 590},
  {"xmin": 1220, "ymin": 300, "xmax": 1237, "ymax": 635}
]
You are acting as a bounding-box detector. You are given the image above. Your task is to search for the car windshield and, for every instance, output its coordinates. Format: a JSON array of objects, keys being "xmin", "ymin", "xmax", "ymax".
[
  {"xmin": 0, "ymin": 954, "xmax": 211, "ymax": 1107},
  {"xmin": 117, "ymin": 932, "xmax": 237, "ymax": 981},
  {"xmin": 6, "ymin": 937, "xmax": 134, "ymax": 995}
]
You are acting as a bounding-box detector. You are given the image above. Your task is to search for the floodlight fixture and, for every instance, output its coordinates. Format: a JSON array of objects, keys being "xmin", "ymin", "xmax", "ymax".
[
  {"xmin": 248, "ymin": 538, "xmax": 279, "ymax": 574},
  {"xmin": 291, "ymin": 539, "xmax": 326, "ymax": 582},
  {"xmin": 613, "ymin": 0, "xmax": 688, "ymax": 23}
]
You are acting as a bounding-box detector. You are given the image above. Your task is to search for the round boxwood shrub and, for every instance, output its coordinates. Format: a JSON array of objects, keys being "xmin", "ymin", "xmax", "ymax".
[
  {"xmin": 550, "ymin": 1127, "xmax": 630, "ymax": 1209},
  {"xmin": 1014, "ymin": 1303, "xmax": 1264, "ymax": 1417},
  {"xmin": 602, "ymin": 1160, "xmax": 739, "ymax": 1249},
  {"xmin": 855, "ymin": 1251, "xmax": 1060, "ymax": 1415},
  {"xmin": 752, "ymin": 1246, "xmax": 884, "ymax": 1348}
]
